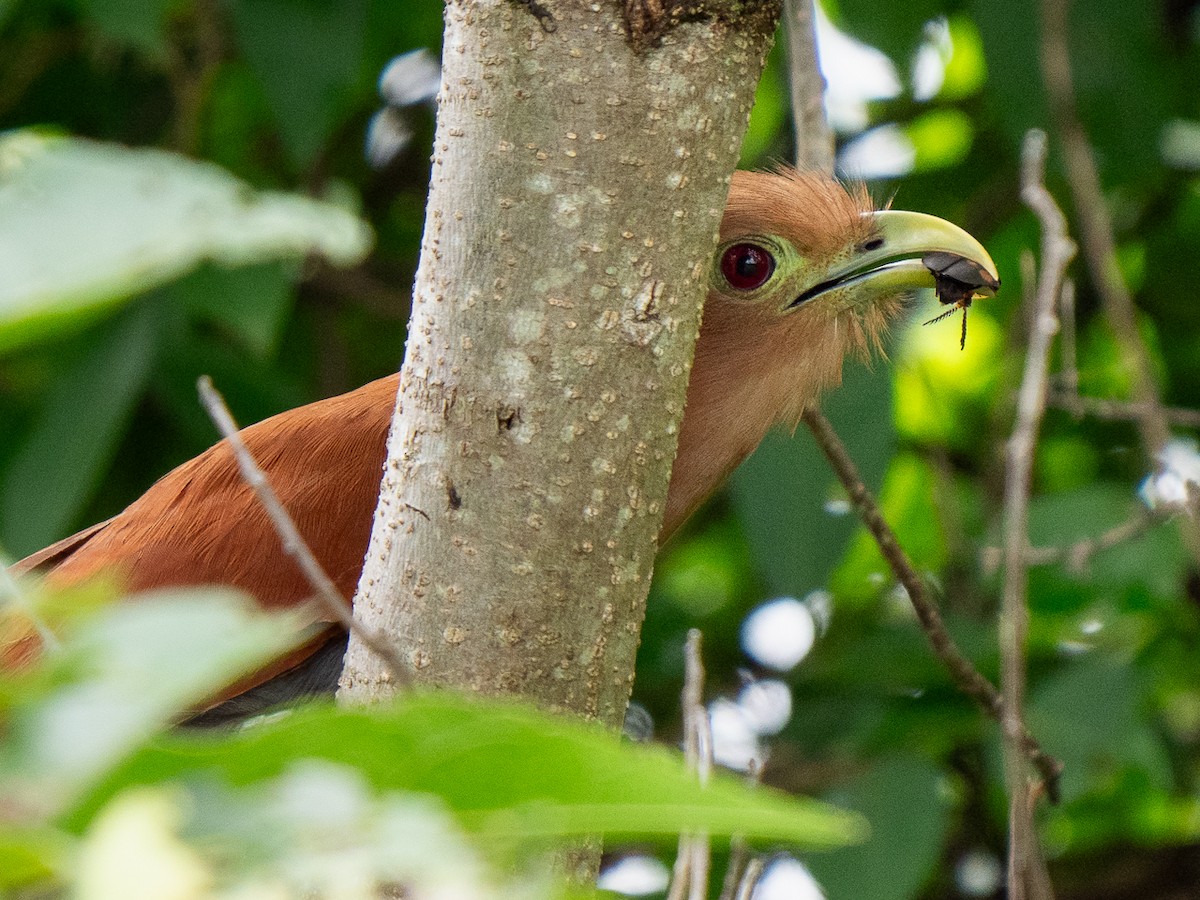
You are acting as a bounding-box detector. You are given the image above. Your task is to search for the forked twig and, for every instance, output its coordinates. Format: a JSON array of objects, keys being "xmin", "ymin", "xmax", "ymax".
[
  {"xmin": 1000, "ymin": 128, "xmax": 1073, "ymax": 900},
  {"xmin": 196, "ymin": 376, "xmax": 409, "ymax": 684}
]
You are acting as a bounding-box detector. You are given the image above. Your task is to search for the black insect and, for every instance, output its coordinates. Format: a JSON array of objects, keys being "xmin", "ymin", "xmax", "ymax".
[{"xmin": 921, "ymin": 251, "xmax": 1001, "ymax": 350}]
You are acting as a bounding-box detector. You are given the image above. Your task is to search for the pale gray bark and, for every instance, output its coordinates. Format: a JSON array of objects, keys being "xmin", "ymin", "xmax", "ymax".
[{"xmin": 339, "ymin": 0, "xmax": 780, "ymax": 726}]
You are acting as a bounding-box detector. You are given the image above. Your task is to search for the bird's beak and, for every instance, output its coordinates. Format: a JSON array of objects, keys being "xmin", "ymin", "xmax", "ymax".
[{"xmin": 788, "ymin": 210, "xmax": 1000, "ymax": 310}]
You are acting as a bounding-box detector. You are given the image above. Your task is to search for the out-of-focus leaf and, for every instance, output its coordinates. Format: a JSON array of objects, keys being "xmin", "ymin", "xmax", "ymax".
[
  {"xmin": 0, "ymin": 303, "xmax": 161, "ymax": 556},
  {"xmin": 970, "ymin": 0, "xmax": 1175, "ymax": 176},
  {"xmin": 893, "ymin": 307, "xmax": 1003, "ymax": 448},
  {"xmin": 805, "ymin": 755, "xmax": 948, "ymax": 900},
  {"xmin": 731, "ymin": 362, "xmax": 894, "ymax": 598},
  {"xmin": 0, "ymin": 827, "xmax": 69, "ymax": 889},
  {"xmin": 227, "ymin": 0, "xmax": 369, "ymax": 167},
  {"xmin": 77, "ymin": 0, "xmax": 175, "ymax": 58},
  {"xmin": 740, "ymin": 42, "xmax": 789, "ymax": 167},
  {"xmin": 1037, "ymin": 435, "xmax": 1101, "ymax": 493},
  {"xmin": 1028, "ymin": 484, "xmax": 1185, "ymax": 602},
  {"xmin": 174, "ymin": 262, "xmax": 294, "ymax": 358},
  {"xmin": 0, "ymin": 588, "xmax": 308, "ymax": 813},
  {"xmin": 906, "ymin": 108, "xmax": 974, "ymax": 173},
  {"xmin": 1028, "ymin": 658, "xmax": 1170, "ymax": 802},
  {"xmin": 939, "ymin": 15, "xmax": 987, "ymax": 100},
  {"xmin": 0, "ymin": 131, "xmax": 372, "ymax": 355},
  {"xmin": 73, "ymin": 776, "xmax": 512, "ymax": 900},
  {"xmin": 74, "ymin": 694, "xmax": 867, "ymax": 849}
]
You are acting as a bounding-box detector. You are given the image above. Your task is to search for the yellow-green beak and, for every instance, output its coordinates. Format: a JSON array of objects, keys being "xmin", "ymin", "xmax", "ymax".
[{"xmin": 790, "ymin": 210, "xmax": 1000, "ymax": 309}]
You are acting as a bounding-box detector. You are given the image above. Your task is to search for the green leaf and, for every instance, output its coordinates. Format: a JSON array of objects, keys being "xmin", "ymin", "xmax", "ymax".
[
  {"xmin": 77, "ymin": 0, "xmax": 177, "ymax": 58},
  {"xmin": 1, "ymin": 589, "xmax": 309, "ymax": 811},
  {"xmin": 830, "ymin": 452, "xmax": 947, "ymax": 604},
  {"xmin": 0, "ymin": 826, "xmax": 70, "ymax": 889},
  {"xmin": 805, "ymin": 756, "xmax": 949, "ymax": 900},
  {"xmin": 0, "ymin": 302, "xmax": 161, "ymax": 556},
  {"xmin": 1028, "ymin": 658, "xmax": 1170, "ymax": 801},
  {"xmin": 73, "ymin": 694, "xmax": 867, "ymax": 848},
  {"xmin": 174, "ymin": 262, "xmax": 295, "ymax": 358},
  {"xmin": 938, "ymin": 15, "xmax": 987, "ymax": 100},
  {"xmin": 227, "ymin": 0, "xmax": 370, "ymax": 167},
  {"xmin": 0, "ymin": 131, "xmax": 372, "ymax": 355}
]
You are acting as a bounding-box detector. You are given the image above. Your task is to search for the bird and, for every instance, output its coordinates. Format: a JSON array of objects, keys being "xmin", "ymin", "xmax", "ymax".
[{"xmin": 6, "ymin": 168, "xmax": 998, "ymax": 724}]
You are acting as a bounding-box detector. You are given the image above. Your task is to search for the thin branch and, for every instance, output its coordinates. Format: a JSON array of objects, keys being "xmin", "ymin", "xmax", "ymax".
[
  {"xmin": 667, "ymin": 629, "xmax": 713, "ymax": 900},
  {"xmin": 734, "ymin": 857, "xmax": 765, "ymax": 900},
  {"xmin": 718, "ymin": 842, "xmax": 751, "ymax": 900},
  {"xmin": 1000, "ymin": 128, "xmax": 1073, "ymax": 900},
  {"xmin": 196, "ymin": 376, "xmax": 409, "ymax": 685},
  {"xmin": 1055, "ymin": 280, "xmax": 1079, "ymax": 397},
  {"xmin": 801, "ymin": 407, "xmax": 1062, "ymax": 800},
  {"xmin": 0, "ymin": 557, "xmax": 60, "ymax": 653},
  {"xmin": 782, "ymin": 0, "xmax": 835, "ymax": 175},
  {"xmin": 1048, "ymin": 391, "xmax": 1200, "ymax": 430},
  {"xmin": 982, "ymin": 506, "xmax": 1161, "ymax": 575}
]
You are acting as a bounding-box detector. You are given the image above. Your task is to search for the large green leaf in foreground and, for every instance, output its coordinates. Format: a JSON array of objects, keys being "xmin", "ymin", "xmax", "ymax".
[
  {"xmin": 0, "ymin": 130, "xmax": 372, "ymax": 353},
  {"xmin": 74, "ymin": 694, "xmax": 866, "ymax": 849}
]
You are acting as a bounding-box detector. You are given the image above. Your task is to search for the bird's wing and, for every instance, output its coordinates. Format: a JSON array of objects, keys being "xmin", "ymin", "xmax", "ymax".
[
  {"xmin": 6, "ymin": 374, "xmax": 400, "ymax": 715},
  {"xmin": 9, "ymin": 518, "xmax": 114, "ymax": 577}
]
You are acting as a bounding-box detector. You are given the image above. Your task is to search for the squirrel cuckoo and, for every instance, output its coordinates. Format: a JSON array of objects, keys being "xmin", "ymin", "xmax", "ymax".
[{"xmin": 7, "ymin": 169, "xmax": 998, "ymax": 724}]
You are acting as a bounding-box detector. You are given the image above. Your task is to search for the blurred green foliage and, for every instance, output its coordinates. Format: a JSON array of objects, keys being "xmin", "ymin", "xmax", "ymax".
[
  {"xmin": 2, "ymin": 0, "xmax": 1200, "ymax": 896},
  {"xmin": 1, "ymin": 586, "xmax": 854, "ymax": 896}
]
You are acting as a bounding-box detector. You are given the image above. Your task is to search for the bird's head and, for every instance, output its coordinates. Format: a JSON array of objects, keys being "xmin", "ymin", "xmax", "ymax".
[
  {"xmin": 709, "ymin": 168, "xmax": 998, "ymax": 372},
  {"xmin": 664, "ymin": 168, "xmax": 999, "ymax": 536}
]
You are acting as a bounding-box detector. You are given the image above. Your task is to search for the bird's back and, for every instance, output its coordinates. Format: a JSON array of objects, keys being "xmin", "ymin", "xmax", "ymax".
[{"xmin": 7, "ymin": 375, "xmax": 400, "ymax": 675}]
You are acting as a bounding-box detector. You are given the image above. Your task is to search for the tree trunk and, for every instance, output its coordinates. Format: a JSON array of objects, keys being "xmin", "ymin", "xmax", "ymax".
[{"xmin": 338, "ymin": 0, "xmax": 779, "ymax": 728}]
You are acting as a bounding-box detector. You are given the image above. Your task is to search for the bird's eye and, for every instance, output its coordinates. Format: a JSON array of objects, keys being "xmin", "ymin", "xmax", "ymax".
[{"xmin": 720, "ymin": 243, "xmax": 775, "ymax": 291}]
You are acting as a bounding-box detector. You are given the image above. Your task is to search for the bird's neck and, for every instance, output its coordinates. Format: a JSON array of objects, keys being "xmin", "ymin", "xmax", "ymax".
[{"xmin": 661, "ymin": 298, "xmax": 848, "ymax": 540}]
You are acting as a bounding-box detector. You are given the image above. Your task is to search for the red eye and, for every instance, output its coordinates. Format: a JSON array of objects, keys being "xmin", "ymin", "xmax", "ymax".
[{"xmin": 720, "ymin": 243, "xmax": 775, "ymax": 291}]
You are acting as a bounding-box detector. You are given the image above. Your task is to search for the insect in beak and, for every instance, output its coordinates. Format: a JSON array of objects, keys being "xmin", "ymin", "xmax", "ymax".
[{"xmin": 921, "ymin": 250, "xmax": 1001, "ymax": 350}]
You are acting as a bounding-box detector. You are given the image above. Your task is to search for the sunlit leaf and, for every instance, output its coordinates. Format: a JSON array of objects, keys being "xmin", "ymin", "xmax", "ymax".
[
  {"xmin": 74, "ymin": 694, "xmax": 867, "ymax": 849},
  {"xmin": 906, "ymin": 108, "xmax": 974, "ymax": 173},
  {"xmin": 893, "ymin": 307, "xmax": 1003, "ymax": 448},
  {"xmin": 939, "ymin": 15, "xmax": 987, "ymax": 100},
  {"xmin": 830, "ymin": 453, "xmax": 947, "ymax": 604}
]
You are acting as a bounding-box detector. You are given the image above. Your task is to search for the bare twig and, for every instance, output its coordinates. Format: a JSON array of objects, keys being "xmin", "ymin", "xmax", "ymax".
[
  {"xmin": 801, "ymin": 407, "xmax": 1063, "ymax": 799},
  {"xmin": 196, "ymin": 376, "xmax": 409, "ymax": 684},
  {"xmin": 667, "ymin": 629, "xmax": 713, "ymax": 900},
  {"xmin": 734, "ymin": 857, "xmax": 765, "ymax": 900},
  {"xmin": 982, "ymin": 506, "xmax": 1161, "ymax": 575},
  {"xmin": 0, "ymin": 557, "xmax": 60, "ymax": 653},
  {"xmin": 999, "ymin": 129, "xmax": 1074, "ymax": 900},
  {"xmin": 1055, "ymin": 280, "xmax": 1078, "ymax": 397},
  {"xmin": 717, "ymin": 759, "xmax": 763, "ymax": 900},
  {"xmin": 1048, "ymin": 391, "xmax": 1200, "ymax": 430},
  {"xmin": 782, "ymin": 0, "xmax": 835, "ymax": 175},
  {"xmin": 718, "ymin": 842, "xmax": 752, "ymax": 900}
]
